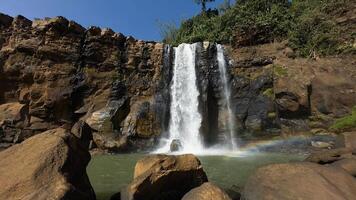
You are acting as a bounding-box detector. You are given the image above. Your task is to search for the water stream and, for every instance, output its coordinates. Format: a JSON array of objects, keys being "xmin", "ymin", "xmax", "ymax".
[
  {"xmin": 155, "ymin": 43, "xmax": 204, "ymax": 153},
  {"xmin": 217, "ymin": 44, "xmax": 238, "ymax": 150}
]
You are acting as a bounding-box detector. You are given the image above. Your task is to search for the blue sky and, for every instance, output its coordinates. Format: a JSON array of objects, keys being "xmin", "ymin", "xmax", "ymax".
[{"xmin": 0, "ymin": 0, "xmax": 225, "ymax": 41}]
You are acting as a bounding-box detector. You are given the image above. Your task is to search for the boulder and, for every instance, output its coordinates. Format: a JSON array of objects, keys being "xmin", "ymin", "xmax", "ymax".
[
  {"xmin": 0, "ymin": 128, "xmax": 95, "ymax": 200},
  {"xmin": 170, "ymin": 139, "xmax": 182, "ymax": 152},
  {"xmin": 305, "ymin": 147, "xmax": 352, "ymax": 164},
  {"xmin": 0, "ymin": 102, "xmax": 29, "ymax": 127},
  {"xmin": 71, "ymin": 120, "xmax": 93, "ymax": 149},
  {"xmin": 340, "ymin": 132, "xmax": 356, "ymax": 151},
  {"xmin": 182, "ymin": 182, "xmax": 232, "ymax": 200},
  {"xmin": 243, "ymin": 162, "xmax": 356, "ymax": 200},
  {"xmin": 331, "ymin": 156, "xmax": 356, "ymax": 176},
  {"xmin": 122, "ymin": 154, "xmax": 208, "ymax": 200}
]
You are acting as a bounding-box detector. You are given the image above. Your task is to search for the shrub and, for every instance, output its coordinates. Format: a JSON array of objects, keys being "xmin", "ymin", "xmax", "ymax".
[
  {"xmin": 330, "ymin": 106, "xmax": 356, "ymax": 132},
  {"xmin": 287, "ymin": 0, "xmax": 345, "ymax": 57},
  {"xmin": 161, "ymin": 0, "xmax": 291, "ymax": 46},
  {"xmin": 160, "ymin": 0, "xmax": 353, "ymax": 57}
]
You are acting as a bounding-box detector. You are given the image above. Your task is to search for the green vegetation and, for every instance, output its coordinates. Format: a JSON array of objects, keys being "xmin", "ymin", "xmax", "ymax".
[
  {"xmin": 273, "ymin": 65, "xmax": 288, "ymax": 77},
  {"xmin": 268, "ymin": 112, "xmax": 277, "ymax": 119},
  {"xmin": 263, "ymin": 88, "xmax": 274, "ymax": 99},
  {"xmin": 288, "ymin": 0, "xmax": 352, "ymax": 57},
  {"xmin": 330, "ymin": 106, "xmax": 356, "ymax": 132},
  {"xmin": 161, "ymin": 0, "xmax": 355, "ymax": 57}
]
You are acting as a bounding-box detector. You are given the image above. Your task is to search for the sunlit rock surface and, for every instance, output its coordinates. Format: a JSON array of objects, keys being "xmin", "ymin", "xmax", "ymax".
[{"xmin": 0, "ymin": 128, "xmax": 95, "ymax": 200}]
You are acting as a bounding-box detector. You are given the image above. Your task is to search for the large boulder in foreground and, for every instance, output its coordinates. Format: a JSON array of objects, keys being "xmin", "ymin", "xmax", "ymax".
[
  {"xmin": 122, "ymin": 154, "xmax": 208, "ymax": 200},
  {"xmin": 182, "ymin": 182, "xmax": 231, "ymax": 200},
  {"xmin": 243, "ymin": 162, "xmax": 356, "ymax": 200},
  {"xmin": 0, "ymin": 128, "xmax": 95, "ymax": 200}
]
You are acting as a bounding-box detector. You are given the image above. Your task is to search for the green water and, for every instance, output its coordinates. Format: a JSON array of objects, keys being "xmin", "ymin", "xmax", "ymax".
[{"xmin": 87, "ymin": 153, "xmax": 305, "ymax": 200}]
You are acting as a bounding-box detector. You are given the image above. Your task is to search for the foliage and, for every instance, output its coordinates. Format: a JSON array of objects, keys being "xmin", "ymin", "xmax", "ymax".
[
  {"xmin": 287, "ymin": 0, "xmax": 350, "ymax": 57},
  {"xmin": 263, "ymin": 88, "xmax": 274, "ymax": 99},
  {"xmin": 194, "ymin": 0, "xmax": 215, "ymax": 12},
  {"xmin": 162, "ymin": 0, "xmax": 291, "ymax": 46},
  {"xmin": 158, "ymin": 21, "xmax": 179, "ymax": 45},
  {"xmin": 160, "ymin": 0, "xmax": 353, "ymax": 57},
  {"xmin": 330, "ymin": 106, "xmax": 356, "ymax": 132}
]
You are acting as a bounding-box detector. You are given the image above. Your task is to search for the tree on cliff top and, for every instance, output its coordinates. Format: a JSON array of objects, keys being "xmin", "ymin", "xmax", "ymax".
[{"xmin": 194, "ymin": 0, "xmax": 215, "ymax": 12}]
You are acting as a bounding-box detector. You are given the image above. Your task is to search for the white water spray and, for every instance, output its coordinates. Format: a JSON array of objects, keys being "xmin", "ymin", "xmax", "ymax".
[
  {"xmin": 217, "ymin": 44, "xmax": 238, "ymax": 150},
  {"xmin": 155, "ymin": 43, "xmax": 204, "ymax": 153}
]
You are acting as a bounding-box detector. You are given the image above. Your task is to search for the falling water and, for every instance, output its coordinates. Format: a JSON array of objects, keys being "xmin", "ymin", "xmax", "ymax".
[
  {"xmin": 217, "ymin": 44, "xmax": 238, "ymax": 150},
  {"xmin": 155, "ymin": 43, "xmax": 204, "ymax": 153}
]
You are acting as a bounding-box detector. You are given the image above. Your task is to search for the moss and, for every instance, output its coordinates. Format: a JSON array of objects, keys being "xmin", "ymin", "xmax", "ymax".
[
  {"xmin": 263, "ymin": 88, "xmax": 275, "ymax": 99},
  {"xmin": 268, "ymin": 112, "xmax": 277, "ymax": 119},
  {"xmin": 273, "ymin": 65, "xmax": 288, "ymax": 77},
  {"xmin": 330, "ymin": 106, "xmax": 356, "ymax": 132}
]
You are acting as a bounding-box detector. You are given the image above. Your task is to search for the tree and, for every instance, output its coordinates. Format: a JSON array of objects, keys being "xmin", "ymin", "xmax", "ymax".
[{"xmin": 194, "ymin": 0, "xmax": 215, "ymax": 12}]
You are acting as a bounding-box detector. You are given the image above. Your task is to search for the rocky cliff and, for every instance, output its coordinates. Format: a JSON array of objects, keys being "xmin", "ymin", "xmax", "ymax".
[
  {"xmin": 1, "ymin": 13, "xmax": 356, "ymax": 152},
  {"xmin": 0, "ymin": 13, "xmax": 170, "ymax": 152}
]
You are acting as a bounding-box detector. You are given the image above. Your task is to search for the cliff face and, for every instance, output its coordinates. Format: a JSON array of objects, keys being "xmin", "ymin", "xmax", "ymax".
[
  {"xmin": 1, "ymin": 13, "xmax": 355, "ymax": 152},
  {"xmin": 227, "ymin": 42, "xmax": 356, "ymax": 135},
  {"xmin": 0, "ymin": 13, "xmax": 170, "ymax": 151}
]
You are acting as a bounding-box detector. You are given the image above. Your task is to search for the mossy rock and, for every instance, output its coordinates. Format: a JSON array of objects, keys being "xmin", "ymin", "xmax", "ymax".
[
  {"xmin": 263, "ymin": 88, "xmax": 275, "ymax": 99},
  {"xmin": 330, "ymin": 106, "xmax": 356, "ymax": 132},
  {"xmin": 267, "ymin": 112, "xmax": 277, "ymax": 119},
  {"xmin": 273, "ymin": 65, "xmax": 288, "ymax": 77}
]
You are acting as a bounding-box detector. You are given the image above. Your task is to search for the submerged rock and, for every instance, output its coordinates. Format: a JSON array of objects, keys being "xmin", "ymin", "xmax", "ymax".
[
  {"xmin": 182, "ymin": 182, "xmax": 232, "ymax": 200},
  {"xmin": 170, "ymin": 139, "xmax": 182, "ymax": 152},
  {"xmin": 243, "ymin": 162, "xmax": 356, "ymax": 200},
  {"xmin": 0, "ymin": 128, "xmax": 96, "ymax": 200},
  {"xmin": 122, "ymin": 154, "xmax": 208, "ymax": 200}
]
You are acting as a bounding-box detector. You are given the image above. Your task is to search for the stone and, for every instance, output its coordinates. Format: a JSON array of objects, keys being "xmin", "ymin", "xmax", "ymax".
[
  {"xmin": 340, "ymin": 132, "xmax": 356, "ymax": 151},
  {"xmin": 311, "ymin": 141, "xmax": 334, "ymax": 149},
  {"xmin": 305, "ymin": 147, "xmax": 352, "ymax": 164},
  {"xmin": 0, "ymin": 103, "xmax": 29, "ymax": 127},
  {"xmin": 0, "ymin": 128, "xmax": 95, "ymax": 200},
  {"xmin": 331, "ymin": 156, "xmax": 356, "ymax": 176},
  {"xmin": 92, "ymin": 132, "xmax": 128, "ymax": 152},
  {"xmin": 225, "ymin": 185, "xmax": 242, "ymax": 200},
  {"xmin": 170, "ymin": 139, "xmax": 182, "ymax": 152},
  {"xmin": 71, "ymin": 120, "xmax": 93, "ymax": 149},
  {"xmin": 243, "ymin": 162, "xmax": 356, "ymax": 200},
  {"xmin": 182, "ymin": 182, "xmax": 232, "ymax": 200},
  {"xmin": 122, "ymin": 154, "xmax": 208, "ymax": 200}
]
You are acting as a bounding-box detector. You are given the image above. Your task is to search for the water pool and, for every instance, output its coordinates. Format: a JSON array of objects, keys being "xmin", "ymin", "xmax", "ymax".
[{"xmin": 87, "ymin": 153, "xmax": 305, "ymax": 200}]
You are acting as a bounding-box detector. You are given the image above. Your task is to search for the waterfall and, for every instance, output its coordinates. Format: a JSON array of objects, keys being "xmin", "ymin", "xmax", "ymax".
[
  {"xmin": 155, "ymin": 43, "xmax": 204, "ymax": 153},
  {"xmin": 217, "ymin": 44, "xmax": 238, "ymax": 150}
]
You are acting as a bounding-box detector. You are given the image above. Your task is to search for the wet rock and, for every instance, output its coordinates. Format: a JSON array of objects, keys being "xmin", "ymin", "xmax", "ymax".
[
  {"xmin": 170, "ymin": 139, "xmax": 182, "ymax": 152},
  {"xmin": 305, "ymin": 147, "xmax": 352, "ymax": 164},
  {"xmin": 122, "ymin": 154, "xmax": 208, "ymax": 200},
  {"xmin": 182, "ymin": 182, "xmax": 232, "ymax": 200},
  {"xmin": 311, "ymin": 141, "xmax": 334, "ymax": 149},
  {"xmin": 243, "ymin": 162, "xmax": 356, "ymax": 200},
  {"xmin": 92, "ymin": 132, "xmax": 128, "ymax": 152},
  {"xmin": 225, "ymin": 185, "xmax": 242, "ymax": 200},
  {"xmin": 0, "ymin": 128, "xmax": 95, "ymax": 200}
]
